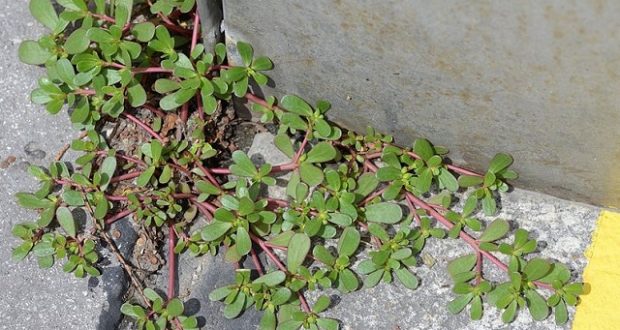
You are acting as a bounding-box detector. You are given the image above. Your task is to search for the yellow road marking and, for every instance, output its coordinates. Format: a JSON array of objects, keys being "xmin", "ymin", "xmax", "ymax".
[{"xmin": 573, "ymin": 210, "xmax": 620, "ymax": 330}]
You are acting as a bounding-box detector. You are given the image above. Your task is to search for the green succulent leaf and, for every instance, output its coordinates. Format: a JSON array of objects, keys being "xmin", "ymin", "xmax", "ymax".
[
  {"xmin": 30, "ymin": 0, "xmax": 60, "ymax": 30},
  {"xmin": 313, "ymin": 295, "xmax": 331, "ymax": 313},
  {"xmin": 254, "ymin": 270, "xmax": 286, "ymax": 287},
  {"xmin": 479, "ymin": 219, "xmax": 509, "ymax": 242},
  {"xmin": 224, "ymin": 293, "xmax": 246, "ymax": 319},
  {"xmin": 235, "ymin": 227, "xmax": 251, "ymax": 256},
  {"xmin": 524, "ymin": 258, "xmax": 552, "ymax": 281},
  {"xmin": 230, "ymin": 151, "xmax": 258, "ymax": 177},
  {"xmin": 274, "ymin": 134, "xmax": 295, "ymax": 158},
  {"xmin": 281, "ymin": 95, "xmax": 313, "ymax": 117},
  {"xmin": 237, "ymin": 41, "xmax": 253, "ymax": 67},
  {"xmin": 19, "ymin": 40, "xmax": 51, "ymax": 65},
  {"xmin": 448, "ymin": 293, "xmax": 474, "ymax": 314},
  {"xmin": 305, "ymin": 142, "xmax": 336, "ymax": 163},
  {"xmin": 395, "ymin": 267, "xmax": 419, "ymax": 290},
  {"xmin": 167, "ymin": 298, "xmax": 184, "ymax": 317},
  {"xmin": 65, "ymin": 29, "xmax": 90, "ymax": 54},
  {"xmin": 458, "ymin": 175, "xmax": 484, "ymax": 188},
  {"xmin": 127, "ymin": 83, "xmax": 147, "ymax": 107},
  {"xmin": 132, "ymin": 22, "xmax": 156, "ymax": 42},
  {"xmin": 365, "ymin": 202, "xmax": 402, "ymax": 224},
  {"xmin": 447, "ymin": 254, "xmax": 477, "ymax": 280},
  {"xmin": 201, "ymin": 221, "xmax": 232, "ymax": 241},
  {"xmin": 16, "ymin": 192, "xmax": 53, "ymax": 209},
  {"xmin": 338, "ymin": 227, "xmax": 360, "ymax": 257},
  {"xmin": 299, "ymin": 163, "xmax": 324, "ymax": 186},
  {"xmin": 488, "ymin": 153, "xmax": 514, "ymax": 174},
  {"xmin": 287, "ymin": 233, "xmax": 310, "ymax": 273},
  {"xmin": 413, "ymin": 138, "xmax": 434, "ymax": 161},
  {"xmin": 526, "ymin": 289, "xmax": 549, "ymax": 321},
  {"xmin": 56, "ymin": 206, "xmax": 76, "ymax": 237},
  {"xmin": 554, "ymin": 300, "xmax": 568, "ymax": 325}
]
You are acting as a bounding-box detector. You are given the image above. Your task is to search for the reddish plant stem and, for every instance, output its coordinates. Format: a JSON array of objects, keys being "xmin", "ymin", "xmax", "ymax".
[
  {"xmin": 475, "ymin": 252, "xmax": 483, "ymax": 285},
  {"xmin": 210, "ymin": 162, "xmax": 298, "ymax": 176},
  {"xmin": 405, "ymin": 192, "xmax": 501, "ymax": 266},
  {"xmin": 364, "ymin": 160, "xmax": 379, "ymax": 172},
  {"xmin": 105, "ymin": 209, "xmax": 133, "ymax": 225},
  {"xmin": 91, "ymin": 13, "xmax": 116, "ymax": 23},
  {"xmin": 208, "ymin": 64, "xmax": 231, "ymax": 73},
  {"xmin": 191, "ymin": 13, "xmax": 200, "ymax": 52},
  {"xmin": 245, "ymin": 92, "xmax": 277, "ymax": 110},
  {"xmin": 170, "ymin": 162, "xmax": 193, "ymax": 177},
  {"xmin": 191, "ymin": 200, "xmax": 213, "ymax": 221},
  {"xmin": 209, "ymin": 168, "xmax": 230, "ymax": 175},
  {"xmin": 121, "ymin": 23, "xmax": 133, "ymax": 34},
  {"xmin": 145, "ymin": 0, "xmax": 186, "ymax": 33},
  {"xmin": 157, "ymin": 11, "xmax": 176, "ymax": 26},
  {"xmin": 250, "ymin": 233, "xmax": 288, "ymax": 272},
  {"xmin": 359, "ymin": 186, "xmax": 387, "ymax": 206},
  {"xmin": 272, "ymin": 162, "xmax": 299, "ymax": 173},
  {"xmin": 195, "ymin": 162, "xmax": 221, "ymax": 188},
  {"xmin": 196, "ymin": 95, "xmax": 205, "ymax": 121},
  {"xmin": 164, "ymin": 22, "xmax": 192, "ymax": 36},
  {"xmin": 298, "ymin": 293, "xmax": 312, "ymax": 313},
  {"xmin": 105, "ymin": 192, "xmax": 202, "ymax": 205},
  {"xmin": 362, "ymin": 160, "xmax": 370, "ymax": 173},
  {"xmin": 142, "ymin": 104, "xmax": 166, "ymax": 118},
  {"xmin": 96, "ymin": 151, "xmax": 147, "ymax": 167},
  {"xmin": 105, "ymin": 62, "xmax": 126, "ymax": 69},
  {"xmin": 54, "ymin": 178, "xmax": 81, "ymax": 188},
  {"xmin": 106, "ymin": 195, "xmax": 128, "ymax": 202},
  {"xmin": 250, "ymin": 248, "xmax": 264, "ymax": 276},
  {"xmin": 133, "ymin": 67, "xmax": 173, "ymax": 74},
  {"xmin": 168, "ymin": 222, "xmax": 177, "ymax": 300},
  {"xmin": 267, "ymin": 198, "xmax": 289, "ymax": 208},
  {"xmin": 180, "ymin": 103, "xmax": 189, "ymax": 124},
  {"xmin": 269, "ymin": 162, "xmax": 299, "ymax": 174},
  {"xmin": 190, "ymin": 198, "xmax": 218, "ymax": 214},
  {"xmin": 90, "ymin": 13, "xmax": 132, "ymax": 32},
  {"xmin": 293, "ymin": 131, "xmax": 310, "ymax": 163},
  {"xmin": 122, "ymin": 113, "xmax": 165, "ymax": 143},
  {"xmin": 110, "ymin": 170, "xmax": 143, "ymax": 183},
  {"xmin": 75, "ymin": 89, "xmax": 96, "ymax": 96},
  {"xmin": 445, "ymin": 164, "xmax": 483, "ymax": 178},
  {"xmin": 404, "ymin": 197, "xmax": 421, "ymax": 225},
  {"xmin": 171, "ymin": 193, "xmax": 194, "ymax": 199},
  {"xmin": 428, "ymin": 203, "xmax": 448, "ymax": 212}
]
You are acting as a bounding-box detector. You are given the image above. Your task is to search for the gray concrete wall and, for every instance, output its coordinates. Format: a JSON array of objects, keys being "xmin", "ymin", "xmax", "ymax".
[{"xmin": 215, "ymin": 1, "xmax": 620, "ymax": 207}]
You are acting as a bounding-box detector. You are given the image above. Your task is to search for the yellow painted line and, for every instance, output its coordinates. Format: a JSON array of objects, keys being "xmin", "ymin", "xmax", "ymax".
[{"xmin": 573, "ymin": 210, "xmax": 620, "ymax": 330}]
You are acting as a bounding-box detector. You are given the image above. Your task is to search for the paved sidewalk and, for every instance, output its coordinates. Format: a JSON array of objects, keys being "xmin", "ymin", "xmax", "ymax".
[{"xmin": 0, "ymin": 1, "xmax": 106, "ymax": 329}]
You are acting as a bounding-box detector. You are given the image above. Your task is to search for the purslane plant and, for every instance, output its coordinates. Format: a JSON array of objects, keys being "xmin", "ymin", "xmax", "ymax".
[{"xmin": 13, "ymin": 1, "xmax": 583, "ymax": 329}]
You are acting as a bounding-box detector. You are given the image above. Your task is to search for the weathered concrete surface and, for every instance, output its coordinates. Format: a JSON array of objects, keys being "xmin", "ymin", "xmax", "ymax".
[
  {"xmin": 197, "ymin": 0, "xmax": 222, "ymax": 51},
  {"xmin": 221, "ymin": 1, "xmax": 620, "ymax": 207}
]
